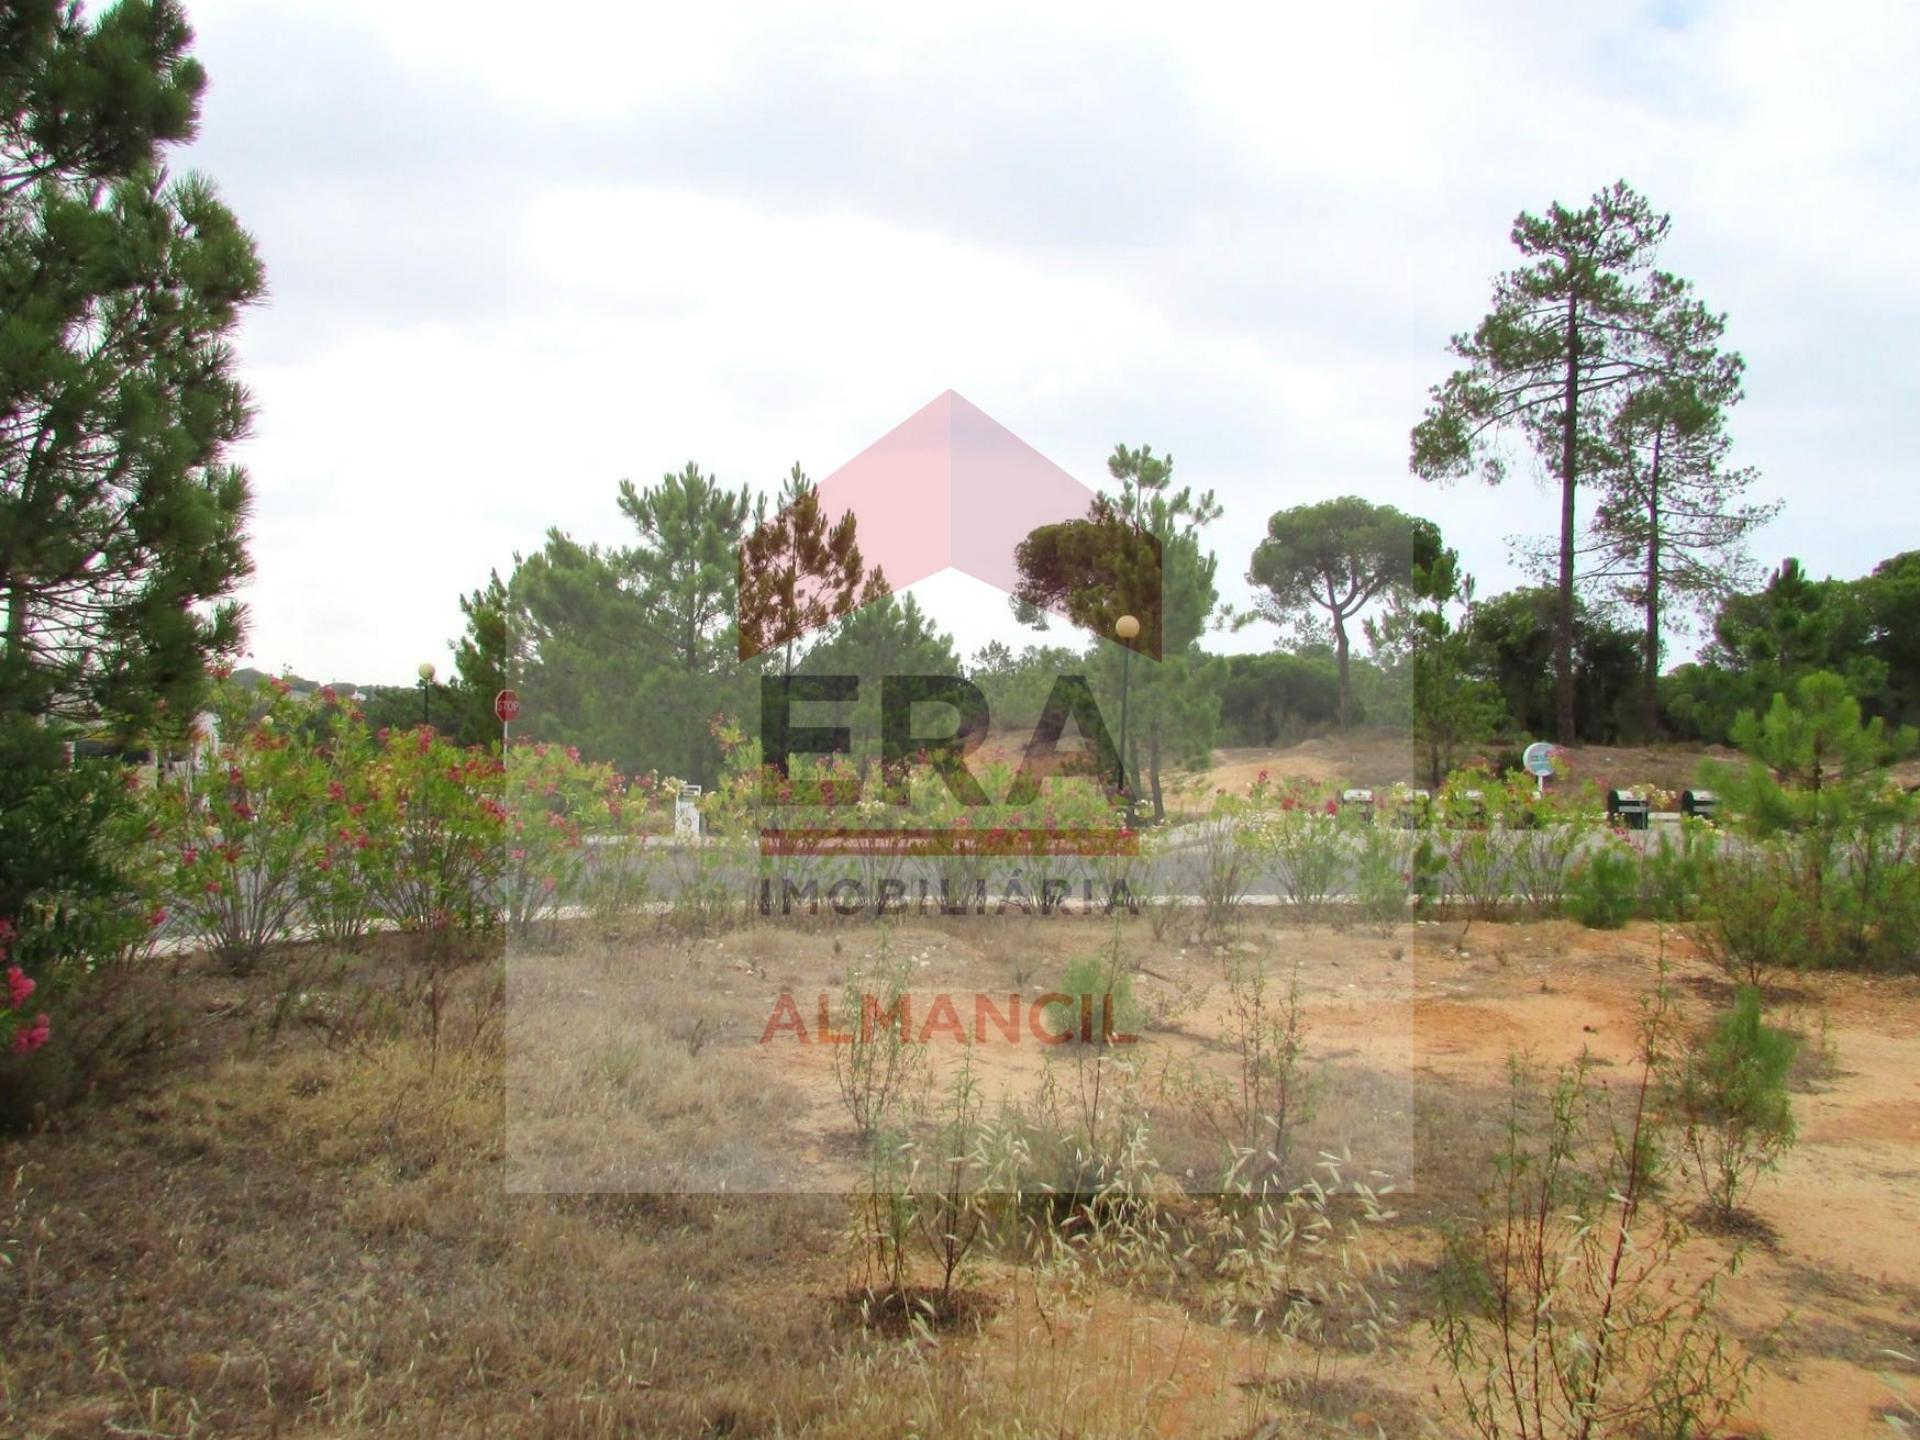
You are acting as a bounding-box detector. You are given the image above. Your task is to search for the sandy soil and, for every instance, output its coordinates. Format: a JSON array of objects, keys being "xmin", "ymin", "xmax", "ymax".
[{"xmin": 504, "ymin": 915, "xmax": 1920, "ymax": 1436}]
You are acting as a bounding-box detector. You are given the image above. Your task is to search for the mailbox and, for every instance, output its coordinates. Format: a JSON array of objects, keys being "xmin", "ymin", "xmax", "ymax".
[
  {"xmin": 674, "ymin": 783, "xmax": 703, "ymax": 840},
  {"xmin": 1681, "ymin": 789, "xmax": 1718, "ymax": 822},
  {"xmin": 1608, "ymin": 789, "xmax": 1651, "ymax": 831},
  {"xmin": 1341, "ymin": 788, "xmax": 1375, "ymax": 823}
]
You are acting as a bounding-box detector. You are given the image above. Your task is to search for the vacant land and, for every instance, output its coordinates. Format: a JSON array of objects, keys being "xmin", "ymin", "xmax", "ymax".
[
  {"xmin": 4, "ymin": 915, "xmax": 1918, "ymax": 1437},
  {"xmin": 976, "ymin": 727, "xmax": 1772, "ymax": 809}
]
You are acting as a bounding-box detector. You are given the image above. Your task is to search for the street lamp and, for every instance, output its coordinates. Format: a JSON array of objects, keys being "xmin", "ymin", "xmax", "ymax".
[
  {"xmin": 417, "ymin": 662, "xmax": 436, "ymax": 726},
  {"xmin": 1114, "ymin": 614, "xmax": 1140, "ymax": 817}
]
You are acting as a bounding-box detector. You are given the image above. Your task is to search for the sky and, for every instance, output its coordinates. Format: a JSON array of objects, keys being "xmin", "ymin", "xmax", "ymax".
[{"xmin": 172, "ymin": 0, "xmax": 1920, "ymax": 686}]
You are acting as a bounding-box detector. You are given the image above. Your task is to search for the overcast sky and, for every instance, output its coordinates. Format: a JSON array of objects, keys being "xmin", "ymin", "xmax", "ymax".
[{"xmin": 174, "ymin": 0, "xmax": 1918, "ymax": 685}]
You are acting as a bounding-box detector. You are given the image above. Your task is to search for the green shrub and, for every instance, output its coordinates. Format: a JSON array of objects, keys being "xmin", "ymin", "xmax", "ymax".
[
  {"xmin": 1640, "ymin": 817, "xmax": 1713, "ymax": 921},
  {"xmin": 1670, "ymin": 986, "xmax": 1798, "ymax": 1224},
  {"xmin": 1433, "ymin": 992, "xmax": 1750, "ymax": 1439},
  {"xmin": 1353, "ymin": 824, "xmax": 1410, "ymax": 931},
  {"xmin": 1046, "ymin": 946, "xmax": 1145, "ymax": 1046},
  {"xmin": 0, "ymin": 723, "xmax": 159, "ymax": 1125},
  {"xmin": 1703, "ymin": 670, "xmax": 1920, "ymax": 973},
  {"xmin": 1567, "ymin": 842, "xmax": 1639, "ymax": 930}
]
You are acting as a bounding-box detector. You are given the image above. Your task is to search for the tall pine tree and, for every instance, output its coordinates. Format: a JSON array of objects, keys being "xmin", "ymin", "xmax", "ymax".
[
  {"xmin": 1, "ymin": 0, "xmax": 263, "ymax": 732},
  {"xmin": 1411, "ymin": 181, "xmax": 1669, "ymax": 744},
  {"xmin": 618, "ymin": 461, "xmax": 751, "ymax": 785}
]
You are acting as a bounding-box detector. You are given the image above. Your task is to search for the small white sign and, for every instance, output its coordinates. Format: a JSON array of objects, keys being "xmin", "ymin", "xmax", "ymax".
[
  {"xmin": 1522, "ymin": 742, "xmax": 1559, "ymax": 778},
  {"xmin": 674, "ymin": 784, "xmax": 702, "ymax": 840}
]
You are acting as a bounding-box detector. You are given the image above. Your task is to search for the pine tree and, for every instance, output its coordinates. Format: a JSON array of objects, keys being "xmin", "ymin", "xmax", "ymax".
[
  {"xmin": 1247, "ymin": 497, "xmax": 1441, "ymax": 729},
  {"xmin": 1, "ymin": 0, "xmax": 264, "ymax": 731},
  {"xmin": 1412, "ymin": 181, "xmax": 1671, "ymax": 744},
  {"xmin": 618, "ymin": 461, "xmax": 751, "ymax": 785},
  {"xmin": 1527, "ymin": 274, "xmax": 1778, "ymax": 735},
  {"xmin": 737, "ymin": 464, "xmax": 879, "ymax": 674},
  {"xmin": 1012, "ymin": 443, "xmax": 1221, "ymax": 821}
]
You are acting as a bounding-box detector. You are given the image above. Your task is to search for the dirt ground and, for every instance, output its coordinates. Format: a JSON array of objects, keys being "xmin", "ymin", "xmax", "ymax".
[
  {"xmin": 5, "ymin": 915, "xmax": 1919, "ymax": 1437},
  {"xmin": 973, "ymin": 725, "xmax": 1764, "ymax": 809},
  {"xmin": 1192, "ymin": 736, "xmax": 1753, "ymax": 800}
]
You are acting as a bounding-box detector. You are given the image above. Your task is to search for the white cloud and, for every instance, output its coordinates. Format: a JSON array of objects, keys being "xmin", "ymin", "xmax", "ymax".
[{"xmin": 171, "ymin": 0, "xmax": 1919, "ymax": 682}]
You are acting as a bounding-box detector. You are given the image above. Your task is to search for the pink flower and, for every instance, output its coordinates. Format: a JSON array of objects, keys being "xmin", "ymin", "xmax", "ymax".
[
  {"xmin": 7, "ymin": 965, "xmax": 34, "ymax": 1009},
  {"xmin": 327, "ymin": 780, "xmax": 347, "ymax": 803},
  {"xmin": 182, "ymin": 846, "xmax": 199, "ymax": 866},
  {"xmin": 1325, "ymin": 799, "xmax": 1339, "ymax": 816},
  {"xmin": 1257, "ymin": 769, "xmax": 1269, "ymax": 784},
  {"xmin": 12, "ymin": 1014, "xmax": 51, "ymax": 1056},
  {"xmin": 147, "ymin": 906, "xmax": 168, "ymax": 929},
  {"xmin": 320, "ymin": 686, "xmax": 338, "ymax": 704}
]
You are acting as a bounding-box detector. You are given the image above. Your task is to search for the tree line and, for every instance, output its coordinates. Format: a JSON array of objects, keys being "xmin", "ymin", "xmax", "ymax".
[{"xmin": 2, "ymin": 0, "xmax": 1901, "ymax": 949}]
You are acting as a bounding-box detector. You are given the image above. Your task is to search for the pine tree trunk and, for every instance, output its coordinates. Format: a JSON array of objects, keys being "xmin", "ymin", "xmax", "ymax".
[
  {"xmin": 1556, "ymin": 294, "xmax": 1580, "ymax": 746},
  {"xmin": 1334, "ymin": 615, "xmax": 1352, "ymax": 730},
  {"xmin": 1148, "ymin": 719, "xmax": 1165, "ymax": 825},
  {"xmin": 1643, "ymin": 426, "xmax": 1664, "ymax": 739}
]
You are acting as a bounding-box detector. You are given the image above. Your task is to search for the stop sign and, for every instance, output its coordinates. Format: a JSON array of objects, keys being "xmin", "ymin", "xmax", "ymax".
[{"xmin": 494, "ymin": 689, "xmax": 520, "ymax": 723}]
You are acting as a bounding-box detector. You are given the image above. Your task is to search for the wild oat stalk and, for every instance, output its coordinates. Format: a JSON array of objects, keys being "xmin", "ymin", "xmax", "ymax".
[{"xmin": 1432, "ymin": 980, "xmax": 1751, "ymax": 1440}]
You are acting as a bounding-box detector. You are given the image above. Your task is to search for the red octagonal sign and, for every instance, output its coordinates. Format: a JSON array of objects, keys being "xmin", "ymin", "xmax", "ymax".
[{"xmin": 494, "ymin": 689, "xmax": 520, "ymax": 724}]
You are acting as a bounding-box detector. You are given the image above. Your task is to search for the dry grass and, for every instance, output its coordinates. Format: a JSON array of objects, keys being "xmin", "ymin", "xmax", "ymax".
[{"xmin": 3, "ymin": 914, "xmax": 1917, "ymax": 1436}]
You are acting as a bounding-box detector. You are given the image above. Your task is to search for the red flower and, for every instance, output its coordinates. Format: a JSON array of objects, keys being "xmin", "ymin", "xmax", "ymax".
[
  {"xmin": 327, "ymin": 780, "xmax": 347, "ymax": 803},
  {"xmin": 1325, "ymin": 799, "xmax": 1339, "ymax": 816},
  {"xmin": 12, "ymin": 1014, "xmax": 51, "ymax": 1056},
  {"xmin": 1257, "ymin": 769, "xmax": 1269, "ymax": 783},
  {"xmin": 147, "ymin": 906, "xmax": 168, "ymax": 929},
  {"xmin": 7, "ymin": 965, "xmax": 34, "ymax": 1010}
]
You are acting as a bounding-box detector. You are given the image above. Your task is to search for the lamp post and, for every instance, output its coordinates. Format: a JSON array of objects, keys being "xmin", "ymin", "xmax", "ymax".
[
  {"xmin": 1114, "ymin": 614, "xmax": 1140, "ymax": 819},
  {"xmin": 417, "ymin": 662, "xmax": 436, "ymax": 726}
]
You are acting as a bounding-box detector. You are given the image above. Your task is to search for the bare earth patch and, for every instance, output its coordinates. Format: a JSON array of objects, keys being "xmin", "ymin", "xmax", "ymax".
[{"xmin": 3, "ymin": 915, "xmax": 1918, "ymax": 1436}]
